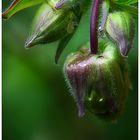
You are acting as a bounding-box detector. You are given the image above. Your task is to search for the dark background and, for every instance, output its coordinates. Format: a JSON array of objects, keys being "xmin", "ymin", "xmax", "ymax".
[{"xmin": 2, "ymin": 1, "xmax": 138, "ymax": 140}]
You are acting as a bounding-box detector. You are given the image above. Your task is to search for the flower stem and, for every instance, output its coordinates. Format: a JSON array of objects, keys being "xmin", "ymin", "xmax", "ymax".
[{"xmin": 90, "ymin": 0, "xmax": 101, "ymax": 54}]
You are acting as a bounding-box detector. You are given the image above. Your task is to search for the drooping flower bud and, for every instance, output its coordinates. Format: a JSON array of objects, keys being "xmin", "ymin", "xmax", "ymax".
[
  {"xmin": 105, "ymin": 11, "xmax": 135, "ymax": 56},
  {"xmin": 25, "ymin": 3, "xmax": 80, "ymax": 48},
  {"xmin": 64, "ymin": 40, "xmax": 131, "ymax": 120}
]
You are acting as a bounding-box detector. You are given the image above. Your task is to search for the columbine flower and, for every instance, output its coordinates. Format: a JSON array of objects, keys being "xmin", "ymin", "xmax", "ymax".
[
  {"xmin": 2, "ymin": 0, "xmax": 137, "ymax": 121},
  {"xmin": 64, "ymin": 40, "xmax": 131, "ymax": 120},
  {"xmin": 63, "ymin": 0, "xmax": 133, "ymax": 120}
]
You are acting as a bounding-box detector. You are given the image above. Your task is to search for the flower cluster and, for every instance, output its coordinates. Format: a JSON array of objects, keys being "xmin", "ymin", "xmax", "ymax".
[{"xmin": 3, "ymin": 0, "xmax": 138, "ymax": 121}]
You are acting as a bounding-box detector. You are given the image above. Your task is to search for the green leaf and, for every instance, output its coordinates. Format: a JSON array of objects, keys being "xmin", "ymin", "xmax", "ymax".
[
  {"xmin": 113, "ymin": 0, "xmax": 138, "ymax": 5},
  {"xmin": 55, "ymin": 34, "xmax": 73, "ymax": 64},
  {"xmin": 2, "ymin": 0, "xmax": 45, "ymax": 20},
  {"xmin": 112, "ymin": 2, "xmax": 138, "ymax": 18},
  {"xmin": 124, "ymin": 5, "xmax": 138, "ymax": 18}
]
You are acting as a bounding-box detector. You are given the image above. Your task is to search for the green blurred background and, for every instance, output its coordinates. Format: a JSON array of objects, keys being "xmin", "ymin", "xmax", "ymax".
[{"xmin": 2, "ymin": 1, "xmax": 138, "ymax": 140}]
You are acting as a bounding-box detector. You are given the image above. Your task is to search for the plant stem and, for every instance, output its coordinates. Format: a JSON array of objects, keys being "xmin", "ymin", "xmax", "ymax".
[{"xmin": 90, "ymin": 0, "xmax": 101, "ymax": 54}]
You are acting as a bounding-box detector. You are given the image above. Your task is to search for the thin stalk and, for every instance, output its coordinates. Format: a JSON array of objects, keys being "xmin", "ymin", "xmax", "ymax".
[{"xmin": 90, "ymin": 0, "xmax": 101, "ymax": 54}]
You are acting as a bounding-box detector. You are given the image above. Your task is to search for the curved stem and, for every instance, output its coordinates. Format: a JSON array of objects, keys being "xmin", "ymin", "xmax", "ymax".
[{"xmin": 90, "ymin": 0, "xmax": 101, "ymax": 54}]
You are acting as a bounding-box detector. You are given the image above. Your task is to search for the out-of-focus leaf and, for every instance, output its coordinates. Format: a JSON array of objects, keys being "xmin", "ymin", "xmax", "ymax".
[
  {"xmin": 55, "ymin": 34, "xmax": 73, "ymax": 64},
  {"xmin": 2, "ymin": 0, "xmax": 45, "ymax": 20}
]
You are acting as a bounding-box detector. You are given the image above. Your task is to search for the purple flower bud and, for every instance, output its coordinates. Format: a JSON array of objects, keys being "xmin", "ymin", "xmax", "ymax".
[
  {"xmin": 64, "ymin": 41, "xmax": 131, "ymax": 120},
  {"xmin": 106, "ymin": 11, "xmax": 135, "ymax": 56},
  {"xmin": 64, "ymin": 47, "xmax": 92, "ymax": 117}
]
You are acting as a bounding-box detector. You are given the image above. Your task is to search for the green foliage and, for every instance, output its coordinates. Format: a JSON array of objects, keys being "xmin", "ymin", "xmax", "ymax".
[
  {"xmin": 55, "ymin": 34, "xmax": 74, "ymax": 63},
  {"xmin": 2, "ymin": 0, "xmax": 45, "ymax": 19},
  {"xmin": 113, "ymin": 0, "xmax": 138, "ymax": 5},
  {"xmin": 112, "ymin": 2, "xmax": 138, "ymax": 18}
]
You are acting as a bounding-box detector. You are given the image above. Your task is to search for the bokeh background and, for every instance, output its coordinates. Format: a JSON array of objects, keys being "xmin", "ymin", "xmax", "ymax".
[{"xmin": 2, "ymin": 1, "xmax": 138, "ymax": 140}]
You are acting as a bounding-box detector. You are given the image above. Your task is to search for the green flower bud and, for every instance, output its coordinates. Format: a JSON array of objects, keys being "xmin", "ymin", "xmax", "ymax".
[
  {"xmin": 64, "ymin": 41, "xmax": 131, "ymax": 120},
  {"xmin": 25, "ymin": 3, "xmax": 80, "ymax": 48},
  {"xmin": 105, "ymin": 11, "xmax": 135, "ymax": 56}
]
